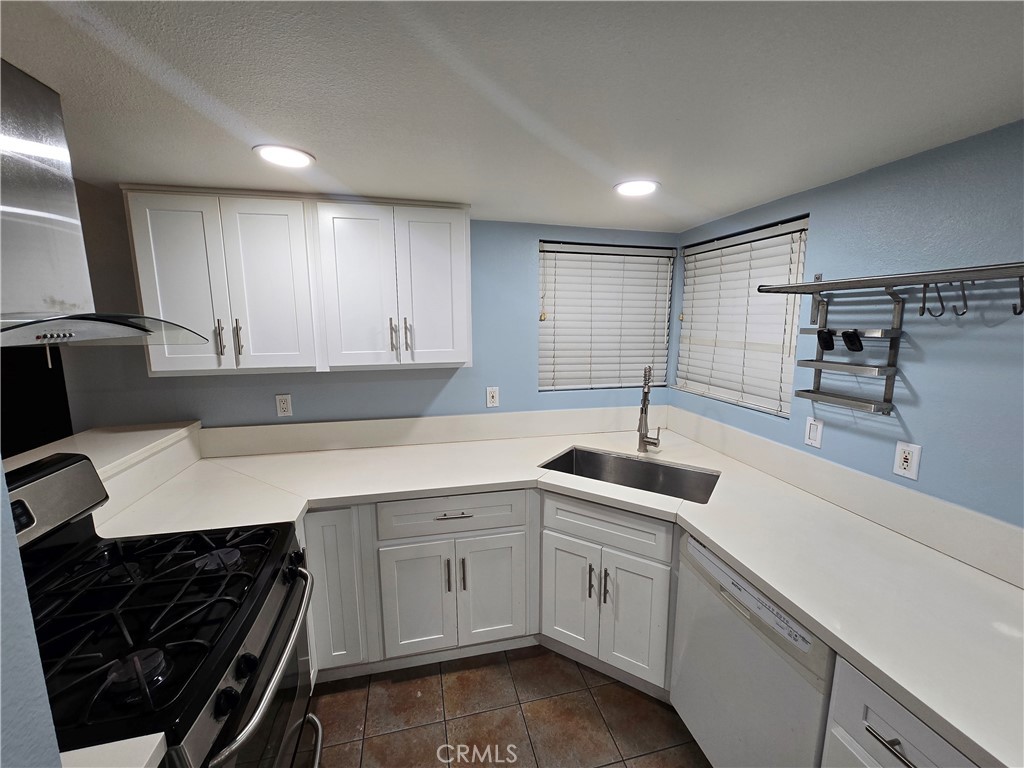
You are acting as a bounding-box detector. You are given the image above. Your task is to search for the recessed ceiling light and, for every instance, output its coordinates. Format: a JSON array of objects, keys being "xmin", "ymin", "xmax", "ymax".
[
  {"xmin": 614, "ymin": 180, "xmax": 659, "ymax": 197},
  {"xmin": 253, "ymin": 145, "xmax": 315, "ymax": 168}
]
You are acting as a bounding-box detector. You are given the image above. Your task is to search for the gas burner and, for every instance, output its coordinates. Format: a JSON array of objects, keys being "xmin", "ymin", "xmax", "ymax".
[
  {"xmin": 193, "ymin": 548, "xmax": 243, "ymax": 573},
  {"xmin": 102, "ymin": 562, "xmax": 142, "ymax": 584},
  {"xmin": 107, "ymin": 648, "xmax": 171, "ymax": 699}
]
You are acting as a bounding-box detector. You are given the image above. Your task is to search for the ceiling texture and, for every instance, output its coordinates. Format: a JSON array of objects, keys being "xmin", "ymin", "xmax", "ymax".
[{"xmin": 2, "ymin": 2, "xmax": 1021, "ymax": 232}]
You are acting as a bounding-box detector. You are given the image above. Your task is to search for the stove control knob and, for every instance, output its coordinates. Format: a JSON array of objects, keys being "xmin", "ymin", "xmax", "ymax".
[
  {"xmin": 214, "ymin": 686, "xmax": 241, "ymax": 720},
  {"xmin": 235, "ymin": 652, "xmax": 259, "ymax": 680}
]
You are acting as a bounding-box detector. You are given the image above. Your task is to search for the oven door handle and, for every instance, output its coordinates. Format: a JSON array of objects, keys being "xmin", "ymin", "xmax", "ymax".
[{"xmin": 207, "ymin": 566, "xmax": 314, "ymax": 768}]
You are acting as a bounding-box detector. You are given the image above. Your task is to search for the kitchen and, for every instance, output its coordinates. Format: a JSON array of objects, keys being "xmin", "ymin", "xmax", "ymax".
[{"xmin": 1, "ymin": 3, "xmax": 1022, "ymax": 768}]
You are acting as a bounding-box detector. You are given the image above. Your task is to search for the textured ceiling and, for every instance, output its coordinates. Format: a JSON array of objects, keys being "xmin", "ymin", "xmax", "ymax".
[{"xmin": 1, "ymin": 2, "xmax": 1021, "ymax": 232}]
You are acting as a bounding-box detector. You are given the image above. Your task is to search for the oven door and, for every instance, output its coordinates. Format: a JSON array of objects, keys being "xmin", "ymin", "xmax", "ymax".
[{"xmin": 206, "ymin": 567, "xmax": 315, "ymax": 768}]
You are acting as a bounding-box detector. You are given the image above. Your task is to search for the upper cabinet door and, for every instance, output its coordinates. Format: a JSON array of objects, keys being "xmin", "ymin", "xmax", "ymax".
[
  {"xmin": 127, "ymin": 192, "xmax": 231, "ymax": 372},
  {"xmin": 394, "ymin": 207, "xmax": 470, "ymax": 365},
  {"xmin": 220, "ymin": 198, "xmax": 315, "ymax": 369},
  {"xmin": 317, "ymin": 203, "xmax": 400, "ymax": 367}
]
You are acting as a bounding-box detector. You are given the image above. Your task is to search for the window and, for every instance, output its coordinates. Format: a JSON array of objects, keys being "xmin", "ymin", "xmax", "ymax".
[
  {"xmin": 675, "ymin": 218, "xmax": 807, "ymax": 416},
  {"xmin": 539, "ymin": 241, "xmax": 674, "ymax": 391}
]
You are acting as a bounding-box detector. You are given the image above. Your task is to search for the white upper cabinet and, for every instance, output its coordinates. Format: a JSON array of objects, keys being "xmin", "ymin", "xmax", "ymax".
[
  {"xmin": 127, "ymin": 191, "xmax": 316, "ymax": 373},
  {"xmin": 394, "ymin": 206, "xmax": 470, "ymax": 365},
  {"xmin": 127, "ymin": 192, "xmax": 231, "ymax": 372},
  {"xmin": 127, "ymin": 189, "xmax": 470, "ymax": 374},
  {"xmin": 317, "ymin": 203, "xmax": 400, "ymax": 367},
  {"xmin": 220, "ymin": 198, "xmax": 316, "ymax": 369},
  {"xmin": 318, "ymin": 202, "xmax": 471, "ymax": 368}
]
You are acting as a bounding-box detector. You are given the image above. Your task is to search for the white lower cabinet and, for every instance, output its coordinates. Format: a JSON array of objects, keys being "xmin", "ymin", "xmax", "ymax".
[
  {"xmin": 823, "ymin": 657, "xmax": 977, "ymax": 768},
  {"xmin": 541, "ymin": 528, "xmax": 670, "ymax": 686},
  {"xmin": 304, "ymin": 508, "xmax": 367, "ymax": 670},
  {"xmin": 380, "ymin": 531, "xmax": 527, "ymax": 658}
]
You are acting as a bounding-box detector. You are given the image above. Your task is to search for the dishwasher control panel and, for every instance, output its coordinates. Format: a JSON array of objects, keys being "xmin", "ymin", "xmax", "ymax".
[{"xmin": 688, "ymin": 537, "xmax": 814, "ymax": 653}]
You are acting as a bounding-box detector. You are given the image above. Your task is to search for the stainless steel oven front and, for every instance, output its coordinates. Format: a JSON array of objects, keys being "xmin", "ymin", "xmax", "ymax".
[{"xmin": 164, "ymin": 551, "xmax": 320, "ymax": 768}]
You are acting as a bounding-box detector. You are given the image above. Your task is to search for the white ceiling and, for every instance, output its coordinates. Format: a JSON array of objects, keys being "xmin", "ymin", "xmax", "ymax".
[{"xmin": 2, "ymin": 2, "xmax": 1021, "ymax": 232}]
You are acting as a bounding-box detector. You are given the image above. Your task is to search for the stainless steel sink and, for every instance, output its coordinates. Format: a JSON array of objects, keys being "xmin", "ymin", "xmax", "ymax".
[{"xmin": 541, "ymin": 447, "xmax": 721, "ymax": 504}]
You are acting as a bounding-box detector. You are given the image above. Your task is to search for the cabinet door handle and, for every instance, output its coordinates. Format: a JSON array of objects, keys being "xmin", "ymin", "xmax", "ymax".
[
  {"xmin": 445, "ymin": 558, "xmax": 452, "ymax": 593},
  {"xmin": 588, "ymin": 563, "xmax": 595, "ymax": 599},
  {"xmin": 233, "ymin": 318, "xmax": 244, "ymax": 356},
  {"xmin": 460, "ymin": 557, "xmax": 467, "ymax": 591},
  {"xmin": 389, "ymin": 317, "xmax": 397, "ymax": 353},
  {"xmin": 864, "ymin": 724, "xmax": 917, "ymax": 768},
  {"xmin": 603, "ymin": 568, "xmax": 610, "ymax": 604},
  {"xmin": 403, "ymin": 317, "xmax": 411, "ymax": 352},
  {"xmin": 215, "ymin": 319, "xmax": 226, "ymax": 357}
]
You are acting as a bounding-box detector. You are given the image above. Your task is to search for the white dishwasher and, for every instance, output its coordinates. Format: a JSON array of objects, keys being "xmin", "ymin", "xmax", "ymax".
[{"xmin": 670, "ymin": 535, "xmax": 835, "ymax": 767}]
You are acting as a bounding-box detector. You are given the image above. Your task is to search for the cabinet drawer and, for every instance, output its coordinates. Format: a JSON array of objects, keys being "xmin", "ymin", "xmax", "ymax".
[
  {"xmin": 377, "ymin": 491, "xmax": 526, "ymax": 539},
  {"xmin": 543, "ymin": 493, "xmax": 673, "ymax": 562},
  {"xmin": 827, "ymin": 658, "xmax": 976, "ymax": 768}
]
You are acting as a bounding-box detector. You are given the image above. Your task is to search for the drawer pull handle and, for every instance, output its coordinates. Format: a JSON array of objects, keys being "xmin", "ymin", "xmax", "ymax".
[
  {"xmin": 461, "ymin": 557, "xmax": 467, "ymax": 591},
  {"xmin": 865, "ymin": 724, "xmax": 917, "ymax": 768},
  {"xmin": 434, "ymin": 512, "xmax": 475, "ymax": 520},
  {"xmin": 603, "ymin": 568, "xmax": 610, "ymax": 604},
  {"xmin": 445, "ymin": 558, "xmax": 452, "ymax": 593},
  {"xmin": 588, "ymin": 563, "xmax": 595, "ymax": 599}
]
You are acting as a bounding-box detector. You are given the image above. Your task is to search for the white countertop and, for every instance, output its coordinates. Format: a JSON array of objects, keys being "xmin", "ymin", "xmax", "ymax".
[{"xmin": 46, "ymin": 426, "xmax": 1023, "ymax": 768}]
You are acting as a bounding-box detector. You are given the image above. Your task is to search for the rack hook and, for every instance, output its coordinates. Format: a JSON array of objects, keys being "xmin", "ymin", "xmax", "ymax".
[
  {"xmin": 952, "ymin": 281, "xmax": 969, "ymax": 316},
  {"xmin": 927, "ymin": 283, "xmax": 945, "ymax": 317},
  {"xmin": 1014, "ymin": 277, "xmax": 1024, "ymax": 316},
  {"xmin": 918, "ymin": 284, "xmax": 929, "ymax": 316}
]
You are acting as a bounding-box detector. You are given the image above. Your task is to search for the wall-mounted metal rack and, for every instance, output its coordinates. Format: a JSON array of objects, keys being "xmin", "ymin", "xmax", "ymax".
[{"xmin": 759, "ymin": 261, "xmax": 1024, "ymax": 415}]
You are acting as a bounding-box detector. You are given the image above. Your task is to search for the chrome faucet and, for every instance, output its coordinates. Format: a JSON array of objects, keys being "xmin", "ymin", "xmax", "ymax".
[{"xmin": 638, "ymin": 365, "xmax": 661, "ymax": 453}]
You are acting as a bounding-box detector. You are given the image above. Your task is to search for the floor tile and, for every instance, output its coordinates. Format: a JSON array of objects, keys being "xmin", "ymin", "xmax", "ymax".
[
  {"xmin": 624, "ymin": 743, "xmax": 711, "ymax": 768},
  {"xmin": 591, "ymin": 683, "xmax": 692, "ymax": 759},
  {"xmin": 521, "ymin": 689, "xmax": 620, "ymax": 768},
  {"xmin": 365, "ymin": 663, "xmax": 444, "ymax": 737},
  {"xmin": 361, "ymin": 721, "xmax": 447, "ymax": 768},
  {"xmin": 578, "ymin": 664, "xmax": 616, "ymax": 688},
  {"xmin": 507, "ymin": 646, "xmax": 587, "ymax": 702},
  {"xmin": 293, "ymin": 740, "xmax": 362, "ymax": 768},
  {"xmin": 309, "ymin": 676, "xmax": 369, "ymax": 746},
  {"xmin": 445, "ymin": 705, "xmax": 538, "ymax": 767},
  {"xmin": 442, "ymin": 652, "xmax": 519, "ymax": 718}
]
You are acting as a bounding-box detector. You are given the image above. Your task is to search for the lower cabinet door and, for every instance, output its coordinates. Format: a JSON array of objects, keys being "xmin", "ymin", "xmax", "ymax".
[
  {"xmin": 541, "ymin": 531, "xmax": 601, "ymax": 656},
  {"xmin": 379, "ymin": 540, "xmax": 458, "ymax": 657},
  {"xmin": 823, "ymin": 725, "xmax": 880, "ymax": 768},
  {"xmin": 305, "ymin": 509, "xmax": 366, "ymax": 670},
  {"xmin": 597, "ymin": 547, "xmax": 670, "ymax": 686},
  {"xmin": 455, "ymin": 532, "xmax": 526, "ymax": 645}
]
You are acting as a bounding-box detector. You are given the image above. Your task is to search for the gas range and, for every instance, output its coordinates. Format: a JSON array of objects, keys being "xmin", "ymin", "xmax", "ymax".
[{"xmin": 8, "ymin": 454, "xmax": 320, "ymax": 768}]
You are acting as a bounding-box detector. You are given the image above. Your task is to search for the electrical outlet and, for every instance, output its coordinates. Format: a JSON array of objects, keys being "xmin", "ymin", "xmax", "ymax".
[
  {"xmin": 804, "ymin": 417, "xmax": 823, "ymax": 449},
  {"xmin": 893, "ymin": 440, "xmax": 921, "ymax": 480},
  {"xmin": 275, "ymin": 394, "xmax": 293, "ymax": 418},
  {"xmin": 486, "ymin": 387, "xmax": 499, "ymax": 408}
]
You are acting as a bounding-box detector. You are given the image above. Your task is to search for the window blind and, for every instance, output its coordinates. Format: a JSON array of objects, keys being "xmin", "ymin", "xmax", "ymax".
[
  {"xmin": 539, "ymin": 241, "xmax": 674, "ymax": 391},
  {"xmin": 675, "ymin": 221, "xmax": 807, "ymax": 416}
]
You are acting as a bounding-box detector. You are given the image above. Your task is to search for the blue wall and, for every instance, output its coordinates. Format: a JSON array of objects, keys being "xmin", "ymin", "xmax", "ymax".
[
  {"xmin": 0, "ymin": 472, "xmax": 62, "ymax": 767},
  {"xmin": 63, "ymin": 123, "xmax": 1022, "ymax": 526},
  {"xmin": 64, "ymin": 223, "xmax": 677, "ymax": 428},
  {"xmin": 669, "ymin": 122, "xmax": 1023, "ymax": 526}
]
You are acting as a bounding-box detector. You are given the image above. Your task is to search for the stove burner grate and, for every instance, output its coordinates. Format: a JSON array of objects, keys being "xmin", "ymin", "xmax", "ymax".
[
  {"xmin": 106, "ymin": 648, "xmax": 172, "ymax": 700},
  {"xmin": 192, "ymin": 548, "xmax": 243, "ymax": 573}
]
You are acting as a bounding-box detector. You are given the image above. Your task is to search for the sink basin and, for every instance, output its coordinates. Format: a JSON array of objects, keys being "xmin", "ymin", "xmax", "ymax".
[{"xmin": 541, "ymin": 447, "xmax": 721, "ymax": 504}]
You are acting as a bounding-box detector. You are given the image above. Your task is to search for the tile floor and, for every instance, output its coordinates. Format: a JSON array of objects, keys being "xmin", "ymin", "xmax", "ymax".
[{"xmin": 293, "ymin": 647, "xmax": 711, "ymax": 768}]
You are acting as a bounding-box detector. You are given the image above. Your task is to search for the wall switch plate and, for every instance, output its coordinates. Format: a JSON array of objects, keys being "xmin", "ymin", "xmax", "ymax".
[
  {"xmin": 804, "ymin": 417, "xmax": 823, "ymax": 449},
  {"xmin": 893, "ymin": 440, "xmax": 921, "ymax": 480},
  {"xmin": 486, "ymin": 387, "xmax": 499, "ymax": 408},
  {"xmin": 276, "ymin": 394, "xmax": 293, "ymax": 418}
]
